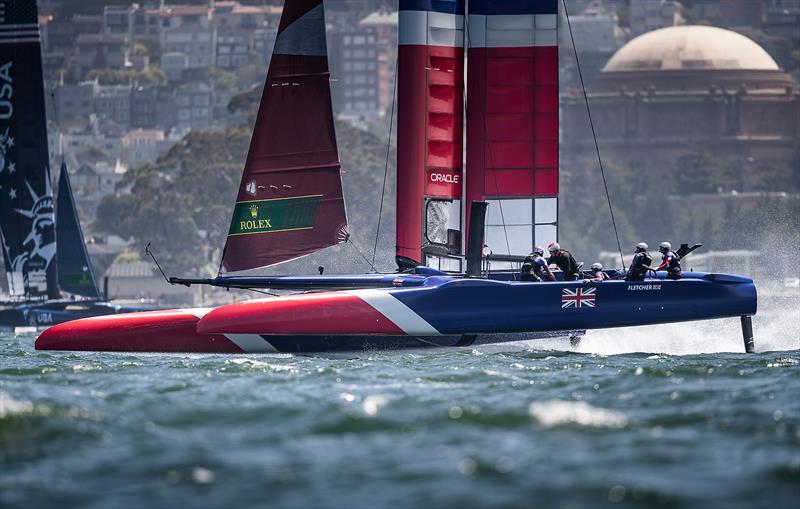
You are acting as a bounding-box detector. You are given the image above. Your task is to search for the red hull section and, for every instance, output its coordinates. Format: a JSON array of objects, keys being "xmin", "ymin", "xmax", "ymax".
[
  {"xmin": 35, "ymin": 309, "xmax": 242, "ymax": 353},
  {"xmin": 196, "ymin": 293, "xmax": 404, "ymax": 335}
]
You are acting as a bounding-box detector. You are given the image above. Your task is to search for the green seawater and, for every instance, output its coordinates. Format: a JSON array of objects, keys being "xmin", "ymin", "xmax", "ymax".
[{"xmin": 1, "ymin": 311, "xmax": 798, "ymax": 509}]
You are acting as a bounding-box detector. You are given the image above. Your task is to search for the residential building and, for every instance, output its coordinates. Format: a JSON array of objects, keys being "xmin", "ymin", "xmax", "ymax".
[
  {"xmin": 103, "ymin": 5, "xmax": 134, "ymax": 38},
  {"xmin": 161, "ymin": 52, "xmax": 190, "ymax": 81},
  {"xmin": 629, "ymin": 0, "xmax": 685, "ymax": 36},
  {"xmin": 176, "ymin": 83, "xmax": 213, "ymax": 131},
  {"xmin": 94, "ymin": 84, "xmax": 133, "ymax": 129},
  {"xmin": 54, "ymin": 81, "xmax": 98, "ymax": 125},
  {"xmin": 122, "ymin": 129, "xmax": 170, "ymax": 166},
  {"xmin": 253, "ymin": 27, "xmax": 277, "ymax": 65},
  {"xmin": 216, "ymin": 31, "xmax": 250, "ymax": 69},
  {"xmin": 131, "ymin": 85, "xmax": 177, "ymax": 130},
  {"xmin": 720, "ymin": 0, "xmax": 764, "ymax": 29},
  {"xmin": 569, "ymin": 1, "xmax": 625, "ymax": 54},
  {"xmin": 103, "ymin": 260, "xmax": 195, "ymax": 305},
  {"xmin": 74, "ymin": 33, "xmax": 129, "ymax": 81},
  {"xmin": 329, "ymin": 29, "xmax": 380, "ymax": 119},
  {"xmin": 764, "ymin": 0, "xmax": 800, "ymax": 44},
  {"xmin": 159, "ymin": 5, "xmax": 216, "ymax": 69},
  {"xmin": 359, "ymin": 10, "xmax": 398, "ymax": 114}
]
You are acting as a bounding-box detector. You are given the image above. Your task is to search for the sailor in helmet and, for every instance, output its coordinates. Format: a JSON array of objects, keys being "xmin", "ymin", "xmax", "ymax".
[
  {"xmin": 653, "ymin": 241, "xmax": 682, "ymax": 280},
  {"xmin": 625, "ymin": 242, "xmax": 653, "ymax": 281},
  {"xmin": 521, "ymin": 246, "xmax": 555, "ymax": 282},
  {"xmin": 583, "ymin": 262, "xmax": 608, "ymax": 283},
  {"xmin": 547, "ymin": 242, "xmax": 580, "ymax": 281}
]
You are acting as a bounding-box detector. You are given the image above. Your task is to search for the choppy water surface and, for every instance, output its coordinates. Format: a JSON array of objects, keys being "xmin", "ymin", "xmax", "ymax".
[{"xmin": 1, "ymin": 308, "xmax": 798, "ymax": 508}]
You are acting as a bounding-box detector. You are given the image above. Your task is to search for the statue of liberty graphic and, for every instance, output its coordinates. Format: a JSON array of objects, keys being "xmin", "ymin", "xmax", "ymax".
[{"xmin": 9, "ymin": 176, "xmax": 57, "ymax": 296}]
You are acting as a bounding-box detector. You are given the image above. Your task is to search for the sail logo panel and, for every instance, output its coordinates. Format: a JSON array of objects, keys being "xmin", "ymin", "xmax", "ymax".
[
  {"xmin": 397, "ymin": 0, "xmax": 465, "ymax": 269},
  {"xmin": 466, "ymin": 0, "xmax": 559, "ymax": 262},
  {"xmin": 221, "ymin": 0, "xmax": 347, "ymax": 272},
  {"xmin": 228, "ymin": 195, "xmax": 322, "ymax": 236},
  {"xmin": 0, "ymin": 0, "xmax": 59, "ymax": 299}
]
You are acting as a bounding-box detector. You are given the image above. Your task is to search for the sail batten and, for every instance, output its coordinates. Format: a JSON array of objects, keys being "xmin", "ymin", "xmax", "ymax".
[{"xmin": 221, "ymin": 0, "xmax": 346, "ymax": 273}]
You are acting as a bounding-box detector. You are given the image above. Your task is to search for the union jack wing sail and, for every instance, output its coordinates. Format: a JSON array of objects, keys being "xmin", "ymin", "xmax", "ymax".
[
  {"xmin": 465, "ymin": 0, "xmax": 560, "ymax": 267},
  {"xmin": 0, "ymin": 0, "xmax": 59, "ymax": 300},
  {"xmin": 221, "ymin": 0, "xmax": 347, "ymax": 272},
  {"xmin": 396, "ymin": 0, "xmax": 465, "ymax": 271}
]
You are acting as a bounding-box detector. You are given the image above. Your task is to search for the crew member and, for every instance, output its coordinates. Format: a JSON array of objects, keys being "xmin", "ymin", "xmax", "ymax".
[
  {"xmin": 626, "ymin": 242, "xmax": 653, "ymax": 281},
  {"xmin": 547, "ymin": 242, "xmax": 579, "ymax": 281},
  {"xmin": 654, "ymin": 241, "xmax": 682, "ymax": 280},
  {"xmin": 583, "ymin": 262, "xmax": 608, "ymax": 283},
  {"xmin": 521, "ymin": 246, "xmax": 555, "ymax": 282}
]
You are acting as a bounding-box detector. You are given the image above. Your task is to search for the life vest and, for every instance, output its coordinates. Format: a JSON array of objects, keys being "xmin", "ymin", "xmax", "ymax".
[
  {"xmin": 664, "ymin": 251, "xmax": 681, "ymax": 270},
  {"xmin": 664, "ymin": 251, "xmax": 681, "ymax": 279},
  {"xmin": 627, "ymin": 252, "xmax": 652, "ymax": 280}
]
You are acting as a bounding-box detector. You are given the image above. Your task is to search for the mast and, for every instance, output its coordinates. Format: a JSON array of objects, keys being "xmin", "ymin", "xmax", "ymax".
[
  {"xmin": 220, "ymin": 0, "xmax": 347, "ymax": 272},
  {"xmin": 465, "ymin": 0, "xmax": 559, "ymax": 266},
  {"xmin": 56, "ymin": 161, "xmax": 101, "ymax": 299},
  {"xmin": 0, "ymin": 0, "xmax": 60, "ymax": 300},
  {"xmin": 396, "ymin": 0, "xmax": 465, "ymax": 271}
]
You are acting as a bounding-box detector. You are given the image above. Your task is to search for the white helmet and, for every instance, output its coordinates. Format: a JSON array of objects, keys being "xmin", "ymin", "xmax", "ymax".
[
  {"xmin": 532, "ymin": 246, "xmax": 544, "ymax": 256},
  {"xmin": 548, "ymin": 242, "xmax": 560, "ymax": 252},
  {"xmin": 659, "ymin": 241, "xmax": 672, "ymax": 251},
  {"xmin": 591, "ymin": 262, "xmax": 603, "ymax": 271},
  {"xmin": 635, "ymin": 242, "xmax": 648, "ymax": 252}
]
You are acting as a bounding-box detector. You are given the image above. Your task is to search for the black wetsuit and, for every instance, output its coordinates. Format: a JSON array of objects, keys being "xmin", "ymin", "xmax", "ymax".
[
  {"xmin": 548, "ymin": 250, "xmax": 579, "ymax": 281},
  {"xmin": 626, "ymin": 252, "xmax": 652, "ymax": 281}
]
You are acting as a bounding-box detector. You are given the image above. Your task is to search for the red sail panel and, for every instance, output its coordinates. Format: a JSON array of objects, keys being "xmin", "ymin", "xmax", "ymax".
[
  {"xmin": 396, "ymin": 1, "xmax": 465, "ymax": 269},
  {"xmin": 465, "ymin": 0, "xmax": 559, "ymax": 260},
  {"xmin": 221, "ymin": 0, "xmax": 346, "ymax": 272}
]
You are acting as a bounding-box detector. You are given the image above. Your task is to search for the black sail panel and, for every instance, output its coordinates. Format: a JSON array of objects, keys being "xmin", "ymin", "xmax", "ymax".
[
  {"xmin": 0, "ymin": 0, "xmax": 59, "ymax": 299},
  {"xmin": 56, "ymin": 161, "xmax": 100, "ymax": 299}
]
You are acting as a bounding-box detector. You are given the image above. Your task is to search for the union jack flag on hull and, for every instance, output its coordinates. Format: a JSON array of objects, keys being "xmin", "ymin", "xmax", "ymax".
[{"xmin": 562, "ymin": 288, "xmax": 596, "ymax": 309}]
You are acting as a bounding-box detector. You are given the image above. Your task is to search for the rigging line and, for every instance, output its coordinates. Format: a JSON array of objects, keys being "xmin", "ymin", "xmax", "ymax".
[
  {"xmin": 562, "ymin": 0, "xmax": 625, "ymax": 269},
  {"xmin": 463, "ymin": 13, "xmax": 515, "ymax": 274},
  {"xmin": 371, "ymin": 51, "xmax": 399, "ymax": 271},
  {"xmin": 347, "ymin": 236, "xmax": 377, "ymax": 269}
]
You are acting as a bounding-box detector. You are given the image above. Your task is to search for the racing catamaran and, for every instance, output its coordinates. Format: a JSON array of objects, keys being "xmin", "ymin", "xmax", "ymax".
[
  {"xmin": 36, "ymin": 0, "xmax": 757, "ymax": 353},
  {"xmin": 0, "ymin": 1, "xmax": 150, "ymax": 329}
]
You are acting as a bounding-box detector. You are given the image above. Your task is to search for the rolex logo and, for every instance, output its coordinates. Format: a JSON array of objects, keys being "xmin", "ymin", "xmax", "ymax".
[{"xmin": 249, "ymin": 203, "xmax": 258, "ymax": 218}]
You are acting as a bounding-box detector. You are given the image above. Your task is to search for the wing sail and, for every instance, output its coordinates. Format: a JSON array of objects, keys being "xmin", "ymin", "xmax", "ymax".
[{"xmin": 220, "ymin": 0, "xmax": 347, "ymax": 272}]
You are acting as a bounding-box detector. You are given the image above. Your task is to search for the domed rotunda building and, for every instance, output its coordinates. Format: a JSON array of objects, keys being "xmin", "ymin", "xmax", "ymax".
[{"xmin": 562, "ymin": 25, "xmax": 799, "ymax": 184}]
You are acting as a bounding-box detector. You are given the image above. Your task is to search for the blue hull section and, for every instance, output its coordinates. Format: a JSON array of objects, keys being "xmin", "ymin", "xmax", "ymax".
[
  {"xmin": 0, "ymin": 300, "xmax": 153, "ymax": 330},
  {"xmin": 389, "ymin": 272, "xmax": 757, "ymax": 334}
]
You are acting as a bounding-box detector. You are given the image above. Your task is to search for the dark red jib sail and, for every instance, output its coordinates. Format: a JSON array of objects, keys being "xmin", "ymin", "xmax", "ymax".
[{"xmin": 221, "ymin": 0, "xmax": 347, "ymax": 272}]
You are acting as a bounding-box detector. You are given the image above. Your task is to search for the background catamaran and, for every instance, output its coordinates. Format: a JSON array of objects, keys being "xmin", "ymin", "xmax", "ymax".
[
  {"xmin": 0, "ymin": 1, "xmax": 150, "ymax": 330},
  {"xmin": 36, "ymin": 0, "xmax": 757, "ymax": 354}
]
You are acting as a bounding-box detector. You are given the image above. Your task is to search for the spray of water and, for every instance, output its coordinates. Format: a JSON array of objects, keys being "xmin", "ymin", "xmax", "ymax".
[{"xmin": 574, "ymin": 299, "xmax": 799, "ymax": 355}]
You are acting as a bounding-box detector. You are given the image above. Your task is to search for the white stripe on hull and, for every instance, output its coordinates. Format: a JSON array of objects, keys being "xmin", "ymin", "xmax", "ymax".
[
  {"xmin": 399, "ymin": 10, "xmax": 464, "ymax": 47},
  {"xmin": 467, "ymin": 14, "xmax": 557, "ymax": 48},
  {"xmin": 352, "ymin": 289, "xmax": 441, "ymax": 336},
  {"xmin": 223, "ymin": 333, "xmax": 279, "ymax": 353}
]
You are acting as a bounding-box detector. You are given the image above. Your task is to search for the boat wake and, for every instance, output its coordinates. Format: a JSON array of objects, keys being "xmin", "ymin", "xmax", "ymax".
[{"xmin": 574, "ymin": 302, "xmax": 799, "ymax": 355}]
